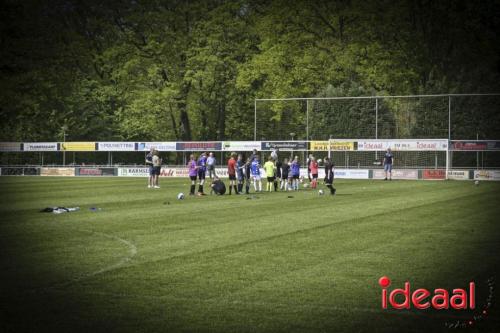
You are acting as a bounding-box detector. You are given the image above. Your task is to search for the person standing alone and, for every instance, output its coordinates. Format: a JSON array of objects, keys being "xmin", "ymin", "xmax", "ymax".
[{"xmin": 383, "ymin": 148, "xmax": 394, "ymax": 180}]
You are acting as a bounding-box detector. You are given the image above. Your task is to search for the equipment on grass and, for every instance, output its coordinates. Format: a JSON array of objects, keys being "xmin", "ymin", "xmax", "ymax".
[
  {"xmin": 474, "ymin": 180, "xmax": 479, "ymax": 186},
  {"xmin": 177, "ymin": 193, "xmax": 185, "ymax": 200},
  {"xmin": 318, "ymin": 189, "xmax": 324, "ymax": 195},
  {"xmin": 40, "ymin": 207, "xmax": 80, "ymax": 214}
]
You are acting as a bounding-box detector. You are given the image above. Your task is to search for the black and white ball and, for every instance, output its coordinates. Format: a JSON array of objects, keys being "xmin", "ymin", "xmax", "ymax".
[
  {"xmin": 318, "ymin": 189, "xmax": 324, "ymax": 195},
  {"xmin": 177, "ymin": 193, "xmax": 185, "ymax": 200}
]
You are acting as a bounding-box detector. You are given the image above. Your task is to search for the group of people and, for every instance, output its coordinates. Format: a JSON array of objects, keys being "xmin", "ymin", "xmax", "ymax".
[
  {"xmin": 185, "ymin": 149, "xmax": 336, "ymax": 196},
  {"xmin": 145, "ymin": 148, "xmax": 162, "ymax": 188},
  {"xmin": 146, "ymin": 146, "xmax": 394, "ymax": 195}
]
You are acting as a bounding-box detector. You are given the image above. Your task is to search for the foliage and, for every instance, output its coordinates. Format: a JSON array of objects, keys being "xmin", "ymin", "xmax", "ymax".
[{"xmin": 1, "ymin": 0, "xmax": 499, "ymax": 141}]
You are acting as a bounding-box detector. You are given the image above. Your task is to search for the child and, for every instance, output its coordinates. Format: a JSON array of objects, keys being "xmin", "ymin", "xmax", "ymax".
[
  {"xmin": 197, "ymin": 152, "xmax": 207, "ymax": 195},
  {"xmin": 280, "ymin": 158, "xmax": 290, "ymax": 191},
  {"xmin": 324, "ymin": 157, "xmax": 336, "ymax": 195},
  {"xmin": 236, "ymin": 154, "xmax": 245, "ymax": 193},
  {"xmin": 310, "ymin": 156, "xmax": 319, "ymax": 189},
  {"xmin": 227, "ymin": 152, "xmax": 238, "ymax": 195},
  {"xmin": 244, "ymin": 157, "xmax": 252, "ymax": 194},
  {"xmin": 290, "ymin": 156, "xmax": 300, "ymax": 190},
  {"xmin": 263, "ymin": 156, "xmax": 276, "ymax": 192},
  {"xmin": 275, "ymin": 158, "xmax": 282, "ymax": 191},
  {"xmin": 187, "ymin": 154, "xmax": 198, "ymax": 196},
  {"xmin": 251, "ymin": 155, "xmax": 262, "ymax": 192}
]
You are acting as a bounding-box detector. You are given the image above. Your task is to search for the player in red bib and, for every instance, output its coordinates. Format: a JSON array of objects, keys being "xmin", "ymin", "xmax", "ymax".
[
  {"xmin": 310, "ymin": 156, "xmax": 319, "ymax": 189},
  {"xmin": 227, "ymin": 152, "xmax": 239, "ymax": 195}
]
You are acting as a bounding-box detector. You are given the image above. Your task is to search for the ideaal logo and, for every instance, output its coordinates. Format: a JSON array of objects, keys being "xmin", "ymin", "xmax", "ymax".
[{"xmin": 379, "ymin": 276, "xmax": 495, "ymax": 328}]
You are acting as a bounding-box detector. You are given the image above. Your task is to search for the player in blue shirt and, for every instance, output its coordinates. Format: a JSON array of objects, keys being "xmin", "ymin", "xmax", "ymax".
[
  {"xmin": 251, "ymin": 155, "xmax": 262, "ymax": 192},
  {"xmin": 290, "ymin": 156, "xmax": 301, "ymax": 190},
  {"xmin": 197, "ymin": 152, "xmax": 207, "ymax": 195},
  {"xmin": 383, "ymin": 148, "xmax": 394, "ymax": 180}
]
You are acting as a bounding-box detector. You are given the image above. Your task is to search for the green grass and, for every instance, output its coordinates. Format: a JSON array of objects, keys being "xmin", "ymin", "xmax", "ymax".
[{"xmin": 1, "ymin": 177, "xmax": 499, "ymax": 333}]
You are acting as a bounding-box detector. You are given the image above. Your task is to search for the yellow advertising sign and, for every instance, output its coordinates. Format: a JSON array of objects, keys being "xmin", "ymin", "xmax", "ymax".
[
  {"xmin": 310, "ymin": 141, "xmax": 354, "ymax": 151},
  {"xmin": 310, "ymin": 141, "xmax": 330, "ymax": 151},
  {"xmin": 61, "ymin": 142, "xmax": 96, "ymax": 151},
  {"xmin": 331, "ymin": 141, "xmax": 354, "ymax": 151}
]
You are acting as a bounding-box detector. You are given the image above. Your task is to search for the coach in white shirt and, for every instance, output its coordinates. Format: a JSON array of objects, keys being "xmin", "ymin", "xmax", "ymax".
[{"xmin": 207, "ymin": 152, "xmax": 216, "ymax": 179}]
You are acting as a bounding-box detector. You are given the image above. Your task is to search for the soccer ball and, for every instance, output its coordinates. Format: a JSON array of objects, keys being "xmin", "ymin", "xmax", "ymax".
[
  {"xmin": 474, "ymin": 180, "xmax": 479, "ymax": 186},
  {"xmin": 318, "ymin": 189, "xmax": 324, "ymax": 195},
  {"xmin": 177, "ymin": 193, "xmax": 185, "ymax": 200},
  {"xmin": 303, "ymin": 183, "xmax": 309, "ymax": 188},
  {"xmin": 317, "ymin": 159, "xmax": 322, "ymax": 164}
]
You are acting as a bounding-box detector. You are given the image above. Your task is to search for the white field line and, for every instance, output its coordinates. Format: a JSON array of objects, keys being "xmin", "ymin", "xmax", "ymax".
[{"xmin": 28, "ymin": 229, "xmax": 137, "ymax": 293}]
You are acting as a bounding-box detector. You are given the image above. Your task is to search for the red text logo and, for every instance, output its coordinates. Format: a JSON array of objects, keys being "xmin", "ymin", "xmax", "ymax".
[{"xmin": 379, "ymin": 276, "xmax": 475, "ymax": 310}]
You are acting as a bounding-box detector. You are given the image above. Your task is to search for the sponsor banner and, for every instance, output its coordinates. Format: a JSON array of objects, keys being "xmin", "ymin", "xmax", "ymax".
[
  {"xmin": 0, "ymin": 167, "xmax": 38, "ymax": 175},
  {"xmin": 423, "ymin": 169, "xmax": 446, "ymax": 180},
  {"xmin": 261, "ymin": 141, "xmax": 308, "ymax": 151},
  {"xmin": 0, "ymin": 142, "xmax": 22, "ymax": 152},
  {"xmin": 176, "ymin": 142, "xmax": 222, "ymax": 151},
  {"xmin": 61, "ymin": 142, "xmax": 96, "ymax": 151},
  {"xmin": 474, "ymin": 170, "xmax": 500, "ymax": 181},
  {"xmin": 310, "ymin": 141, "xmax": 329, "ymax": 151},
  {"xmin": 334, "ymin": 169, "xmax": 370, "ymax": 179},
  {"xmin": 222, "ymin": 141, "xmax": 261, "ymax": 151},
  {"xmin": 358, "ymin": 140, "xmax": 448, "ymax": 151},
  {"xmin": 373, "ymin": 169, "xmax": 418, "ymax": 180},
  {"xmin": 452, "ymin": 141, "xmax": 500, "ymax": 151},
  {"xmin": 448, "ymin": 170, "xmax": 470, "ymax": 180},
  {"xmin": 23, "ymin": 142, "xmax": 58, "ymax": 151},
  {"xmin": 40, "ymin": 167, "xmax": 75, "ymax": 176},
  {"xmin": 76, "ymin": 167, "xmax": 116, "ymax": 176},
  {"xmin": 310, "ymin": 141, "xmax": 356, "ymax": 151},
  {"xmin": 330, "ymin": 141, "xmax": 355, "ymax": 151},
  {"xmin": 98, "ymin": 142, "xmax": 135, "ymax": 151},
  {"xmin": 0, "ymin": 167, "xmax": 23, "ymax": 175},
  {"xmin": 118, "ymin": 167, "xmax": 150, "ymax": 177},
  {"xmin": 138, "ymin": 142, "xmax": 176, "ymax": 151},
  {"xmin": 23, "ymin": 167, "xmax": 39, "ymax": 175}
]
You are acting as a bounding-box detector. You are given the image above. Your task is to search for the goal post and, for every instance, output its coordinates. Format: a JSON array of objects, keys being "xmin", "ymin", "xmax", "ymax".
[{"xmin": 323, "ymin": 138, "xmax": 450, "ymax": 180}]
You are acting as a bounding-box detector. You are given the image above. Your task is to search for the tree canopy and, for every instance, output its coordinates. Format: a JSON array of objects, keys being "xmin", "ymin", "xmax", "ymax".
[{"xmin": 1, "ymin": 0, "xmax": 499, "ymax": 141}]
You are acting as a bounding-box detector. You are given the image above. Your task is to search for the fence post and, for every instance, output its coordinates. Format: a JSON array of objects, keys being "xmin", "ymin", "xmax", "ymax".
[
  {"xmin": 254, "ymin": 99, "xmax": 257, "ymax": 141},
  {"xmin": 448, "ymin": 95, "xmax": 451, "ymax": 141},
  {"xmin": 306, "ymin": 99, "xmax": 309, "ymax": 141}
]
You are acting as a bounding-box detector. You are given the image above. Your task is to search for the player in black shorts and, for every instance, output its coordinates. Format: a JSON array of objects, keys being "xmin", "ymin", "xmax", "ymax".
[
  {"xmin": 324, "ymin": 157, "xmax": 336, "ymax": 195},
  {"xmin": 275, "ymin": 158, "xmax": 282, "ymax": 191},
  {"xmin": 244, "ymin": 156, "xmax": 252, "ymax": 194},
  {"xmin": 197, "ymin": 152, "xmax": 207, "ymax": 195},
  {"xmin": 280, "ymin": 158, "xmax": 290, "ymax": 191}
]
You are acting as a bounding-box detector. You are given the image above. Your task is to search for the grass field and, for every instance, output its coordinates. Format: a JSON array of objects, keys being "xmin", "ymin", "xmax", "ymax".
[{"xmin": 1, "ymin": 177, "xmax": 499, "ymax": 333}]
